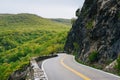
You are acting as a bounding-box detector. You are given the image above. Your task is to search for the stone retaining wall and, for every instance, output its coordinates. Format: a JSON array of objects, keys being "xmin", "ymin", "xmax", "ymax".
[{"xmin": 8, "ymin": 54, "xmax": 58, "ymax": 80}]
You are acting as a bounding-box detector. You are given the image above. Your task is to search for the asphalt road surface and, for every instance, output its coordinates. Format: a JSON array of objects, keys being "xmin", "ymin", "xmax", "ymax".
[{"xmin": 42, "ymin": 53, "xmax": 120, "ymax": 80}]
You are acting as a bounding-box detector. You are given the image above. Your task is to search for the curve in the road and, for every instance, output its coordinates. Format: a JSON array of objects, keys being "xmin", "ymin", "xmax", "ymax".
[
  {"xmin": 60, "ymin": 55, "xmax": 91, "ymax": 80},
  {"xmin": 41, "ymin": 53, "xmax": 120, "ymax": 80}
]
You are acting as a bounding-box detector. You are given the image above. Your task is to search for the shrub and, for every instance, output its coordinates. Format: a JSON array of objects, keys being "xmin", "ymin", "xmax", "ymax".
[
  {"xmin": 86, "ymin": 20, "xmax": 94, "ymax": 29},
  {"xmin": 73, "ymin": 42, "xmax": 79, "ymax": 51},
  {"xmin": 116, "ymin": 56, "xmax": 120, "ymax": 70},
  {"xmin": 89, "ymin": 50, "xmax": 98, "ymax": 62}
]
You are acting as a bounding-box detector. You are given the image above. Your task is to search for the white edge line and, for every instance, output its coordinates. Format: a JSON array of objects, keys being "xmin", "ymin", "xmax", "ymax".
[
  {"xmin": 42, "ymin": 60, "xmax": 49, "ymax": 80},
  {"xmin": 72, "ymin": 56, "xmax": 120, "ymax": 79}
]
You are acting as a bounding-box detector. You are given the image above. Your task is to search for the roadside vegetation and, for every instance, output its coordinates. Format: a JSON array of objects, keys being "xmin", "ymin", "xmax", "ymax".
[
  {"xmin": 115, "ymin": 56, "xmax": 120, "ymax": 75},
  {"xmin": 88, "ymin": 50, "xmax": 98, "ymax": 63},
  {"xmin": 0, "ymin": 13, "xmax": 70, "ymax": 79}
]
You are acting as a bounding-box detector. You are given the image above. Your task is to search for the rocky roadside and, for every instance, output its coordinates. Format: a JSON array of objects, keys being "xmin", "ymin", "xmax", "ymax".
[
  {"xmin": 8, "ymin": 54, "xmax": 58, "ymax": 80},
  {"xmin": 65, "ymin": 0, "xmax": 120, "ymax": 73}
]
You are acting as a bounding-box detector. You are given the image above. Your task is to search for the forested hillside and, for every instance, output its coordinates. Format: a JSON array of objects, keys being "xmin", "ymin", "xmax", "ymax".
[
  {"xmin": 0, "ymin": 13, "xmax": 70, "ymax": 79},
  {"xmin": 51, "ymin": 18, "xmax": 71, "ymax": 26}
]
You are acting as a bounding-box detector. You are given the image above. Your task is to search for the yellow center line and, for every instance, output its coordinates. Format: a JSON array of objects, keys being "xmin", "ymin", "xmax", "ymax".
[{"xmin": 60, "ymin": 55, "xmax": 91, "ymax": 80}]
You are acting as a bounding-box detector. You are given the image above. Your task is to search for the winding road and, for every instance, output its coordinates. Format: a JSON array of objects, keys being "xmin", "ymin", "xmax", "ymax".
[{"xmin": 41, "ymin": 53, "xmax": 120, "ymax": 80}]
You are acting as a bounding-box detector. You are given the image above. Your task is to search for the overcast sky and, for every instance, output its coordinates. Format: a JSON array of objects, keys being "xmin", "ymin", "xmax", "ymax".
[{"xmin": 0, "ymin": 0, "xmax": 84, "ymax": 19}]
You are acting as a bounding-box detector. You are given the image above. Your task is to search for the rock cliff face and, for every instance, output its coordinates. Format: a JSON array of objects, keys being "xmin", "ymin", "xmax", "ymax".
[{"xmin": 65, "ymin": 0, "xmax": 120, "ymax": 65}]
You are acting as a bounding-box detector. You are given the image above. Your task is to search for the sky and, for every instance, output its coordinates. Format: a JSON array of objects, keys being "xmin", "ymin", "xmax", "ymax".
[{"xmin": 0, "ymin": 0, "xmax": 84, "ymax": 19}]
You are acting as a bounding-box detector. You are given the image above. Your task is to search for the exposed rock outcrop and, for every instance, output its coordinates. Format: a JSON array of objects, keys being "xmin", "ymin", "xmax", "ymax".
[
  {"xmin": 8, "ymin": 64, "xmax": 29, "ymax": 80},
  {"xmin": 65, "ymin": 0, "xmax": 120, "ymax": 66}
]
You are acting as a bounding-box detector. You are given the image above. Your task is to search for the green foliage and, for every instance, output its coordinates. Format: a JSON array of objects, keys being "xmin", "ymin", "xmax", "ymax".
[
  {"xmin": 86, "ymin": 20, "xmax": 94, "ymax": 29},
  {"xmin": 115, "ymin": 56, "xmax": 120, "ymax": 70},
  {"xmin": 1, "ymin": 37, "xmax": 18, "ymax": 50},
  {"xmin": 73, "ymin": 42, "xmax": 79, "ymax": 51},
  {"xmin": 51, "ymin": 18, "xmax": 71, "ymax": 26},
  {"xmin": 89, "ymin": 50, "xmax": 98, "ymax": 62},
  {"xmin": 0, "ymin": 13, "xmax": 70, "ymax": 79}
]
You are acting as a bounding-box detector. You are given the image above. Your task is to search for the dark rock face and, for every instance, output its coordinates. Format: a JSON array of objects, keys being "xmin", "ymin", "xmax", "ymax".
[{"xmin": 65, "ymin": 0, "xmax": 120, "ymax": 64}]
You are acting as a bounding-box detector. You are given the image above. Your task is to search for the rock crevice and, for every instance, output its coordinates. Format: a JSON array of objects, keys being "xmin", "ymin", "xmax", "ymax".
[{"xmin": 65, "ymin": 0, "xmax": 120, "ymax": 65}]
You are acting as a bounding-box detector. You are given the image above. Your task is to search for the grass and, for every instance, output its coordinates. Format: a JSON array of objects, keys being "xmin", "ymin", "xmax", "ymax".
[{"xmin": 0, "ymin": 13, "xmax": 70, "ymax": 80}]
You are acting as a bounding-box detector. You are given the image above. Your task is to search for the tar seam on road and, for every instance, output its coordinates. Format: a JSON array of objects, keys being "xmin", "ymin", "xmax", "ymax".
[{"xmin": 60, "ymin": 55, "xmax": 91, "ymax": 80}]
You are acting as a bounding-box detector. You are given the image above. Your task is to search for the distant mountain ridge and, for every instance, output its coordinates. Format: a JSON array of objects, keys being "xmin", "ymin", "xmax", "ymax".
[
  {"xmin": 0, "ymin": 13, "xmax": 71, "ymax": 27},
  {"xmin": 0, "ymin": 13, "xmax": 47, "ymax": 26},
  {"xmin": 51, "ymin": 18, "xmax": 71, "ymax": 26}
]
